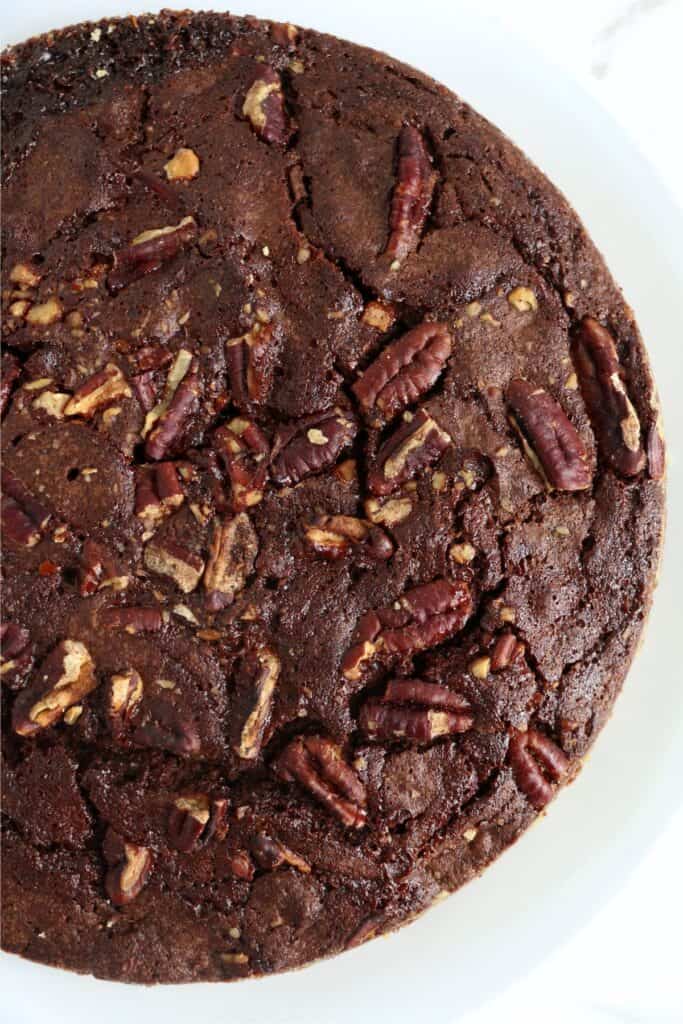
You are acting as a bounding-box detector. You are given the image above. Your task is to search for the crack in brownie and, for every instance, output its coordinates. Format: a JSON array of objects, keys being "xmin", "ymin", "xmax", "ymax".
[{"xmin": 0, "ymin": 10, "xmax": 665, "ymax": 984}]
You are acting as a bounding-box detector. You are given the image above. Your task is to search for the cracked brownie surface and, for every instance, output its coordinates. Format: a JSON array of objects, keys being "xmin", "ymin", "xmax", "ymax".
[{"xmin": 1, "ymin": 10, "xmax": 665, "ymax": 984}]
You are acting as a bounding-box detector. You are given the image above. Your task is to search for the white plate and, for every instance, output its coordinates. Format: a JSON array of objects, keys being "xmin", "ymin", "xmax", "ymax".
[{"xmin": 2, "ymin": 3, "xmax": 682, "ymax": 1022}]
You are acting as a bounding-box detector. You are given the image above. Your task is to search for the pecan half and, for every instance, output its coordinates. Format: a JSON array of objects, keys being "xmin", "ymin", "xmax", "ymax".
[
  {"xmin": 367, "ymin": 410, "xmax": 451, "ymax": 496},
  {"xmin": 13, "ymin": 640, "xmax": 96, "ymax": 736},
  {"xmin": 508, "ymin": 728, "xmax": 569, "ymax": 810},
  {"xmin": 275, "ymin": 735, "xmax": 367, "ymax": 829},
  {"xmin": 233, "ymin": 644, "xmax": 280, "ymax": 760},
  {"xmin": 167, "ymin": 794, "xmax": 228, "ymax": 852},
  {"xmin": 108, "ymin": 668, "xmax": 144, "ymax": 729},
  {"xmin": 64, "ymin": 364, "xmax": 132, "ymax": 419},
  {"xmin": 572, "ymin": 318, "xmax": 645, "ymax": 476},
  {"xmin": 250, "ymin": 833, "xmax": 310, "ymax": 873},
  {"xmin": 100, "ymin": 607, "xmax": 163, "ymax": 633},
  {"xmin": 359, "ymin": 678, "xmax": 473, "ymax": 743},
  {"xmin": 242, "ymin": 66, "xmax": 291, "ymax": 145},
  {"xmin": 303, "ymin": 514, "xmax": 393, "ymax": 563},
  {"xmin": 0, "ymin": 622, "xmax": 33, "ymax": 688},
  {"xmin": 144, "ymin": 538, "xmax": 205, "ymax": 594},
  {"xmin": 384, "ymin": 125, "xmax": 437, "ymax": 261},
  {"xmin": 144, "ymin": 350, "xmax": 200, "ymax": 460},
  {"xmin": 214, "ymin": 417, "xmax": 269, "ymax": 511},
  {"xmin": 353, "ymin": 322, "xmax": 452, "ymax": 425},
  {"xmin": 270, "ymin": 408, "xmax": 357, "ymax": 487},
  {"xmin": 225, "ymin": 324, "xmax": 275, "ymax": 410},
  {"xmin": 108, "ymin": 216, "xmax": 197, "ymax": 293},
  {"xmin": 134, "ymin": 462, "xmax": 185, "ymax": 528},
  {"xmin": 204, "ymin": 513, "xmax": 258, "ymax": 611},
  {"xmin": 507, "ymin": 378, "xmax": 591, "ymax": 491},
  {"xmin": 103, "ymin": 828, "xmax": 153, "ymax": 906},
  {"xmin": 342, "ymin": 578, "xmax": 472, "ymax": 680}
]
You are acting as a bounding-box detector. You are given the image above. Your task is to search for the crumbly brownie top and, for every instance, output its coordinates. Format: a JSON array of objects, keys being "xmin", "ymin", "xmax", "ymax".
[{"xmin": 1, "ymin": 10, "xmax": 665, "ymax": 984}]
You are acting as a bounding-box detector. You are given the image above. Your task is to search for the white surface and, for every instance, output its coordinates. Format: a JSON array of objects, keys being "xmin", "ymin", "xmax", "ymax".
[{"xmin": 1, "ymin": 3, "xmax": 682, "ymax": 1022}]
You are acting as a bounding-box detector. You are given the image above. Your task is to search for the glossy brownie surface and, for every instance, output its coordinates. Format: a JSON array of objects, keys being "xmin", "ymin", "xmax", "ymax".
[{"xmin": 1, "ymin": 10, "xmax": 664, "ymax": 983}]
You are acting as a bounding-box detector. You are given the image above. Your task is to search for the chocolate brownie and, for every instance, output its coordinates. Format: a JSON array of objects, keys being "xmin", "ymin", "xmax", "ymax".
[{"xmin": 1, "ymin": 10, "xmax": 665, "ymax": 984}]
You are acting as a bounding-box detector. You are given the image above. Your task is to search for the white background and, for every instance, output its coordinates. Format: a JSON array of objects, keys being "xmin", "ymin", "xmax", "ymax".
[{"xmin": 2, "ymin": 2, "xmax": 682, "ymax": 1022}]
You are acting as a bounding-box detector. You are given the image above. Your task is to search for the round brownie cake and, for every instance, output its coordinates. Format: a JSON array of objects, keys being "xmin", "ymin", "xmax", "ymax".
[{"xmin": 1, "ymin": 10, "xmax": 665, "ymax": 984}]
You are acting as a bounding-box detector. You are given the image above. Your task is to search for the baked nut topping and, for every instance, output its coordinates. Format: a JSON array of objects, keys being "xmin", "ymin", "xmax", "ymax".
[
  {"xmin": 359, "ymin": 679, "xmax": 473, "ymax": 743},
  {"xmin": 384, "ymin": 125, "xmax": 437, "ymax": 261},
  {"xmin": 164, "ymin": 147, "xmax": 200, "ymax": 181},
  {"xmin": 1, "ymin": 10, "xmax": 663, "ymax": 985},
  {"xmin": 352, "ymin": 322, "xmax": 452, "ymax": 426},
  {"xmin": 103, "ymin": 828, "xmax": 153, "ymax": 906},
  {"xmin": 367, "ymin": 410, "xmax": 451, "ymax": 495},
  {"xmin": 275, "ymin": 735, "xmax": 367, "ymax": 829},
  {"xmin": 204, "ymin": 513, "xmax": 258, "ymax": 610},
  {"xmin": 506, "ymin": 378, "xmax": 592, "ymax": 491},
  {"xmin": 12, "ymin": 640, "xmax": 96, "ymax": 736},
  {"xmin": 572, "ymin": 317, "xmax": 646, "ymax": 476}
]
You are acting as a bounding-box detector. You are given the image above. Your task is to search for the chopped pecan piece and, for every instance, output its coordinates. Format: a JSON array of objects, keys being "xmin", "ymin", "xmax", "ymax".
[
  {"xmin": 342, "ymin": 578, "xmax": 472, "ymax": 680},
  {"xmin": 164, "ymin": 147, "xmax": 200, "ymax": 181},
  {"xmin": 103, "ymin": 828, "xmax": 153, "ymax": 906},
  {"xmin": 572, "ymin": 317, "xmax": 645, "ymax": 476},
  {"xmin": 134, "ymin": 462, "xmax": 185, "ymax": 528},
  {"xmin": 233, "ymin": 644, "xmax": 280, "ymax": 759},
  {"xmin": 364, "ymin": 494, "xmax": 413, "ymax": 526},
  {"xmin": 508, "ymin": 728, "xmax": 569, "ymax": 810},
  {"xmin": 303, "ymin": 514, "xmax": 393, "ymax": 562},
  {"xmin": 144, "ymin": 538, "xmax": 205, "ymax": 594},
  {"xmin": 367, "ymin": 409, "xmax": 451, "ymax": 496},
  {"xmin": 64, "ymin": 364, "xmax": 132, "ymax": 419},
  {"xmin": 144, "ymin": 349, "xmax": 200, "ymax": 460},
  {"xmin": 108, "ymin": 216, "xmax": 197, "ymax": 293},
  {"xmin": 507, "ymin": 378, "xmax": 592, "ymax": 491},
  {"xmin": 1, "ymin": 352, "xmax": 21, "ymax": 415},
  {"xmin": 270, "ymin": 408, "xmax": 357, "ymax": 486},
  {"xmin": 250, "ymin": 833, "xmax": 310, "ymax": 873},
  {"xmin": 242, "ymin": 66, "xmax": 291, "ymax": 145},
  {"xmin": 0, "ymin": 622, "xmax": 33, "ymax": 688},
  {"xmin": 100, "ymin": 606, "xmax": 163, "ymax": 633},
  {"xmin": 353, "ymin": 322, "xmax": 452, "ymax": 425},
  {"xmin": 359, "ymin": 678, "xmax": 473, "ymax": 743},
  {"xmin": 167, "ymin": 794, "xmax": 228, "ymax": 852},
  {"xmin": 361, "ymin": 300, "xmax": 398, "ymax": 333},
  {"xmin": 204, "ymin": 513, "xmax": 258, "ymax": 611},
  {"xmin": 384, "ymin": 125, "xmax": 437, "ymax": 261},
  {"xmin": 13, "ymin": 640, "xmax": 96, "ymax": 737},
  {"xmin": 214, "ymin": 417, "xmax": 269, "ymax": 511},
  {"xmin": 2, "ymin": 466, "xmax": 51, "ymax": 539},
  {"xmin": 229, "ymin": 850, "xmax": 256, "ymax": 881},
  {"xmin": 79, "ymin": 539, "xmax": 125, "ymax": 596},
  {"xmin": 225, "ymin": 324, "xmax": 275, "ymax": 410},
  {"xmin": 275, "ymin": 734, "xmax": 367, "ymax": 829},
  {"xmin": 108, "ymin": 668, "xmax": 144, "ymax": 729},
  {"xmin": 133, "ymin": 700, "xmax": 200, "ymax": 756},
  {"xmin": 490, "ymin": 632, "xmax": 523, "ymax": 671}
]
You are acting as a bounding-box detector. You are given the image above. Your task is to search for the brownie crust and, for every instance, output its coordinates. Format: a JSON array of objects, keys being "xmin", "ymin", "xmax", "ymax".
[{"xmin": 1, "ymin": 10, "xmax": 665, "ymax": 984}]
